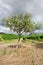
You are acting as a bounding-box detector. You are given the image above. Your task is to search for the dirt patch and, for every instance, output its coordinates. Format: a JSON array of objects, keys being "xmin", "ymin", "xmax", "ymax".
[{"xmin": 0, "ymin": 43, "xmax": 43, "ymax": 65}]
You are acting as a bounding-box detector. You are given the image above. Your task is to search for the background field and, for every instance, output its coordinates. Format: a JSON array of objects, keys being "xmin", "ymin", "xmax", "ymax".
[{"xmin": 0, "ymin": 33, "xmax": 43, "ymax": 43}]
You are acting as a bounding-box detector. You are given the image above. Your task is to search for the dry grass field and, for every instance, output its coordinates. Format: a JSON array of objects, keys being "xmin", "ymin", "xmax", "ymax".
[{"xmin": 0, "ymin": 41, "xmax": 43, "ymax": 65}]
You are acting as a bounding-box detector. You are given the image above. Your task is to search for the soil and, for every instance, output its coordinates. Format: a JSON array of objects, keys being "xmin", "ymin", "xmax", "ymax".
[{"xmin": 0, "ymin": 43, "xmax": 43, "ymax": 65}]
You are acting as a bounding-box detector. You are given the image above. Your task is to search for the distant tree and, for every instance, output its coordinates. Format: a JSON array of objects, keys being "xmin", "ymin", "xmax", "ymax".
[{"xmin": 2, "ymin": 13, "xmax": 41, "ymax": 41}]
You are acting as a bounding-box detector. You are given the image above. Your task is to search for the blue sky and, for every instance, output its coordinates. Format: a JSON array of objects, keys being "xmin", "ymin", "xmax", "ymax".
[{"xmin": 0, "ymin": 0, "xmax": 43, "ymax": 33}]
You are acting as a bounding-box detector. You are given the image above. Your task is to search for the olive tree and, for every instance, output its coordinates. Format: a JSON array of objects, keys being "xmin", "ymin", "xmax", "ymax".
[{"xmin": 2, "ymin": 13, "xmax": 41, "ymax": 41}]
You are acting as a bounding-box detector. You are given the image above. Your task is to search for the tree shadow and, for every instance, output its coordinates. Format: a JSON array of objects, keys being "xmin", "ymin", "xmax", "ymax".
[
  {"xmin": 8, "ymin": 44, "xmax": 23, "ymax": 48},
  {"xmin": 34, "ymin": 43, "xmax": 43, "ymax": 49}
]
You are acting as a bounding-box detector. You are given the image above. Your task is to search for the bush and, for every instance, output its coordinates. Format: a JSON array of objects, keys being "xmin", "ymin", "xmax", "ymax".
[
  {"xmin": 22, "ymin": 36, "xmax": 26, "ymax": 42},
  {"xmin": 23, "ymin": 37, "xmax": 26, "ymax": 40}
]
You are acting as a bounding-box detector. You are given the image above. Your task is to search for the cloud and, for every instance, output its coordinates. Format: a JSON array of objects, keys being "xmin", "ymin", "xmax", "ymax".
[
  {"xmin": 0, "ymin": 0, "xmax": 43, "ymax": 32},
  {"xmin": 0, "ymin": 0, "xmax": 12, "ymax": 18},
  {"xmin": 0, "ymin": 26, "xmax": 11, "ymax": 33},
  {"xmin": 0, "ymin": 0, "xmax": 43, "ymax": 19}
]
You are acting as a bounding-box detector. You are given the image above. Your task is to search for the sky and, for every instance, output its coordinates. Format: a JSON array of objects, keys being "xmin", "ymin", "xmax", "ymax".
[{"xmin": 0, "ymin": 0, "xmax": 43, "ymax": 33}]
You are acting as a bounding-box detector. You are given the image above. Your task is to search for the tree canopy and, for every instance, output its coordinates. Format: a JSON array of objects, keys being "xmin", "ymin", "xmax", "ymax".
[{"xmin": 2, "ymin": 13, "xmax": 41, "ymax": 41}]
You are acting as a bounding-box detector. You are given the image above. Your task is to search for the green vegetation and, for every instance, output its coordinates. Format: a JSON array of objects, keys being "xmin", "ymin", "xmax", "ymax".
[
  {"xmin": 0, "ymin": 33, "xmax": 18, "ymax": 42},
  {"xmin": 2, "ymin": 34, "xmax": 18, "ymax": 40},
  {"xmin": 26, "ymin": 34, "xmax": 43, "ymax": 41},
  {"xmin": 0, "ymin": 33, "xmax": 43, "ymax": 42}
]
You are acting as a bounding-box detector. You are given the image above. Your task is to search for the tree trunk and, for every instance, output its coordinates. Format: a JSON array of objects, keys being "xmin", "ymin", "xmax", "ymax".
[
  {"xmin": 18, "ymin": 34, "xmax": 21, "ymax": 41},
  {"xmin": 16, "ymin": 34, "xmax": 21, "ymax": 48}
]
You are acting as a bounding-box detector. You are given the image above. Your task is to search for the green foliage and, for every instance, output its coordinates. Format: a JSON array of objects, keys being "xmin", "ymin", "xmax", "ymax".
[
  {"xmin": 0, "ymin": 33, "xmax": 43, "ymax": 42},
  {"xmin": 23, "ymin": 37, "xmax": 26, "ymax": 40},
  {"xmin": 1, "ymin": 34, "xmax": 18, "ymax": 40},
  {"xmin": 23, "ymin": 36, "xmax": 26, "ymax": 41},
  {"xmin": 34, "ymin": 22, "xmax": 41, "ymax": 30},
  {"xmin": 2, "ymin": 13, "xmax": 35, "ymax": 40},
  {"xmin": 26, "ymin": 34, "xmax": 43, "ymax": 40},
  {"xmin": 0, "ymin": 38, "xmax": 2, "ymax": 41},
  {"xmin": 2, "ymin": 13, "xmax": 41, "ymax": 41}
]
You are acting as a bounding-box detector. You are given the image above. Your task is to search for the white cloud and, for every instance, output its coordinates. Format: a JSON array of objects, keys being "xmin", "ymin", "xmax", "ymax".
[{"xmin": 0, "ymin": 26, "xmax": 11, "ymax": 32}]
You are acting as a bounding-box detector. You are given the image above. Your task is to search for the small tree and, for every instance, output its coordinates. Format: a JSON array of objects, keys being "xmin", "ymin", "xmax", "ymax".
[{"xmin": 2, "ymin": 13, "xmax": 41, "ymax": 41}]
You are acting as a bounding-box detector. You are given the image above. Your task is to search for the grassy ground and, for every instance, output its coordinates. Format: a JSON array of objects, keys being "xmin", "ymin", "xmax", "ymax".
[{"xmin": 0, "ymin": 40, "xmax": 43, "ymax": 65}]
